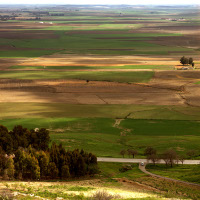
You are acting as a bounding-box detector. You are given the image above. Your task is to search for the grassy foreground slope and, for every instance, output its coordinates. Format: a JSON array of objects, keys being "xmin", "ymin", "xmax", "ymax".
[
  {"xmin": 146, "ymin": 164, "xmax": 200, "ymax": 184},
  {"xmin": 3, "ymin": 163, "xmax": 200, "ymax": 200}
]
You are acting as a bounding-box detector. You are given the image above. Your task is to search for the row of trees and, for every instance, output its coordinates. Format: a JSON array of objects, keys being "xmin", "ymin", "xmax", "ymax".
[
  {"xmin": 120, "ymin": 147, "xmax": 199, "ymax": 167},
  {"xmin": 0, "ymin": 125, "xmax": 98, "ymax": 180},
  {"xmin": 180, "ymin": 56, "xmax": 194, "ymax": 66}
]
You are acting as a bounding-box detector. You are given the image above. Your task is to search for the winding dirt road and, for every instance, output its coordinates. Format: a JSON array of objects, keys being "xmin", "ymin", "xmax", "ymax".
[
  {"xmin": 139, "ymin": 164, "xmax": 200, "ymax": 187},
  {"xmin": 97, "ymin": 157, "xmax": 200, "ymax": 187}
]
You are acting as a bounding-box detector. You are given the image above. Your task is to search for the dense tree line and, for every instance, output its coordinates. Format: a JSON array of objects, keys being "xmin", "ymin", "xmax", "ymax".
[{"xmin": 0, "ymin": 125, "xmax": 98, "ymax": 180}]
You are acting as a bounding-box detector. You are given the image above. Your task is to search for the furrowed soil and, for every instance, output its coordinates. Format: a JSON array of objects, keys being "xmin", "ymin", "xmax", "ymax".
[{"xmin": 0, "ymin": 70, "xmax": 199, "ymax": 106}]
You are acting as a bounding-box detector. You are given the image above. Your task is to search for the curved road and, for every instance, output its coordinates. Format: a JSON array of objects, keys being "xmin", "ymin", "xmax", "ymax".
[
  {"xmin": 97, "ymin": 157, "xmax": 200, "ymax": 187},
  {"xmin": 139, "ymin": 164, "xmax": 200, "ymax": 187}
]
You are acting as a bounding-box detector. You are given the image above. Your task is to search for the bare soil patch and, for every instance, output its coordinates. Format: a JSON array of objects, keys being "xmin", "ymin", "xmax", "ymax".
[
  {"xmin": 156, "ymin": 25, "xmax": 200, "ymax": 32},
  {"xmin": 0, "ymin": 55, "xmax": 180, "ymax": 70},
  {"xmin": 0, "ymin": 22, "xmax": 52, "ymax": 30},
  {"xmin": 149, "ymin": 35, "xmax": 200, "ymax": 49},
  {"xmin": 0, "ymin": 75, "xmax": 194, "ymax": 105},
  {"xmin": 0, "ymin": 30, "xmax": 59, "ymax": 39},
  {"xmin": 14, "ymin": 55, "xmax": 180, "ymax": 67}
]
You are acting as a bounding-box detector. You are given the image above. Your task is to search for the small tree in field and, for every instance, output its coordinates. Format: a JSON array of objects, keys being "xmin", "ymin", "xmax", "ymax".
[
  {"xmin": 189, "ymin": 57, "xmax": 193, "ymax": 65},
  {"xmin": 180, "ymin": 56, "xmax": 189, "ymax": 65},
  {"xmin": 179, "ymin": 155, "xmax": 185, "ymax": 165},
  {"xmin": 186, "ymin": 150, "xmax": 197, "ymax": 158},
  {"xmin": 192, "ymin": 62, "xmax": 195, "ymax": 68},
  {"xmin": 162, "ymin": 148, "xmax": 177, "ymax": 167},
  {"xmin": 144, "ymin": 147, "xmax": 156, "ymax": 156},
  {"xmin": 127, "ymin": 149, "xmax": 138, "ymax": 158},
  {"xmin": 147, "ymin": 153, "xmax": 160, "ymax": 166},
  {"xmin": 120, "ymin": 150, "xmax": 127, "ymax": 158}
]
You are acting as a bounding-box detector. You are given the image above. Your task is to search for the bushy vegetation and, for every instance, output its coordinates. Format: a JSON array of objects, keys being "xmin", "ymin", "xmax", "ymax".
[
  {"xmin": 0, "ymin": 124, "xmax": 98, "ymax": 180},
  {"xmin": 0, "ymin": 193, "xmax": 13, "ymax": 200},
  {"xmin": 92, "ymin": 190, "xmax": 121, "ymax": 200}
]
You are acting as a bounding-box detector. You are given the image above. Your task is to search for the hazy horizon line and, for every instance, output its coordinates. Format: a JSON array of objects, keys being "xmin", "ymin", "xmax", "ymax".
[{"xmin": 0, "ymin": 3, "xmax": 199, "ymax": 5}]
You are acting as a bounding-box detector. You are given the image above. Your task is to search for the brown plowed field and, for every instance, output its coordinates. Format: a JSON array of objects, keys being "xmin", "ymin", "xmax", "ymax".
[
  {"xmin": 0, "ymin": 30, "xmax": 58, "ymax": 39},
  {"xmin": 0, "ymin": 70, "xmax": 199, "ymax": 106},
  {"xmin": 2, "ymin": 55, "xmax": 180, "ymax": 68}
]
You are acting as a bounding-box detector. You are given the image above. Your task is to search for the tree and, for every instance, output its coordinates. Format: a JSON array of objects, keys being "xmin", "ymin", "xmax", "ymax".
[
  {"xmin": 180, "ymin": 56, "xmax": 189, "ymax": 65},
  {"xmin": 36, "ymin": 151, "xmax": 49, "ymax": 177},
  {"xmin": 127, "ymin": 149, "xmax": 138, "ymax": 158},
  {"xmin": 186, "ymin": 150, "xmax": 197, "ymax": 158},
  {"xmin": 0, "ymin": 125, "xmax": 13, "ymax": 153},
  {"xmin": 120, "ymin": 150, "xmax": 127, "ymax": 158},
  {"xmin": 1, "ymin": 124, "xmax": 98, "ymax": 180},
  {"xmin": 189, "ymin": 57, "xmax": 193, "ymax": 65},
  {"xmin": 48, "ymin": 162, "xmax": 58, "ymax": 179},
  {"xmin": 14, "ymin": 148, "xmax": 26, "ymax": 179},
  {"xmin": 76, "ymin": 155, "xmax": 86, "ymax": 177},
  {"xmin": 49, "ymin": 142, "xmax": 59, "ymax": 167},
  {"xmin": 36, "ymin": 128, "xmax": 50, "ymax": 151},
  {"xmin": 0, "ymin": 148, "xmax": 7, "ymax": 176},
  {"xmin": 162, "ymin": 149, "xmax": 177, "ymax": 167},
  {"xmin": 179, "ymin": 155, "xmax": 185, "ymax": 165},
  {"xmin": 192, "ymin": 62, "xmax": 195, "ymax": 68},
  {"xmin": 28, "ymin": 155, "xmax": 40, "ymax": 180},
  {"xmin": 61, "ymin": 165, "xmax": 70, "ymax": 178},
  {"xmin": 6, "ymin": 157, "xmax": 15, "ymax": 179},
  {"xmin": 147, "ymin": 154, "xmax": 160, "ymax": 166},
  {"xmin": 11, "ymin": 125, "xmax": 30, "ymax": 150},
  {"xmin": 144, "ymin": 147, "xmax": 156, "ymax": 156}
]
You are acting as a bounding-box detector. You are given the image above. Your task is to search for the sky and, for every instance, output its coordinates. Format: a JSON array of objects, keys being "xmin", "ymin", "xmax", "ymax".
[{"xmin": 1, "ymin": 0, "xmax": 200, "ymax": 5}]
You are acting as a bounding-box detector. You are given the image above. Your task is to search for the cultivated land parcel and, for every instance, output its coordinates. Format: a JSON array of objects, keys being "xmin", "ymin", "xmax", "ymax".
[{"xmin": 0, "ymin": 4, "xmax": 200, "ymax": 199}]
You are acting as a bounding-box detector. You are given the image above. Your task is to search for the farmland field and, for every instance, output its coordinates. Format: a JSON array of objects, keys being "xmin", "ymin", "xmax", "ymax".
[
  {"xmin": 0, "ymin": 4, "xmax": 200, "ymax": 199},
  {"xmin": 0, "ymin": 5, "xmax": 200, "ymax": 156},
  {"xmin": 0, "ymin": 117, "xmax": 200, "ymax": 158}
]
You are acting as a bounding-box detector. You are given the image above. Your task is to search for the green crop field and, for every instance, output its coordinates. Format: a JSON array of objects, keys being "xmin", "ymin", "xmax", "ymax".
[
  {"xmin": 10, "ymin": 64, "xmax": 173, "ymax": 70},
  {"xmin": 0, "ymin": 70, "xmax": 154, "ymax": 83},
  {"xmin": 0, "ymin": 50, "xmax": 58, "ymax": 58},
  {"xmin": 0, "ymin": 28, "xmax": 196, "ymax": 57},
  {"xmin": 42, "ymin": 24, "xmax": 142, "ymax": 30},
  {"xmin": 1, "ymin": 103, "xmax": 200, "ymax": 120},
  {"xmin": 1, "ymin": 117, "xmax": 200, "ymax": 158}
]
